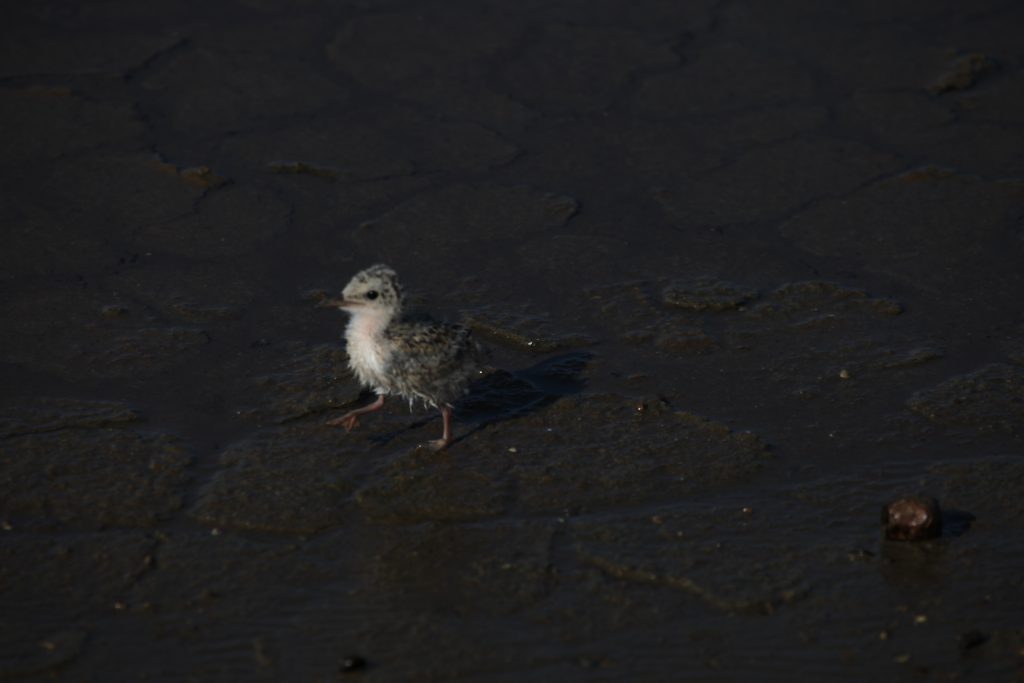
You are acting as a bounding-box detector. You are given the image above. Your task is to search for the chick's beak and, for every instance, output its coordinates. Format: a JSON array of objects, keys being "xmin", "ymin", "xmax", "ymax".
[{"xmin": 318, "ymin": 297, "xmax": 360, "ymax": 309}]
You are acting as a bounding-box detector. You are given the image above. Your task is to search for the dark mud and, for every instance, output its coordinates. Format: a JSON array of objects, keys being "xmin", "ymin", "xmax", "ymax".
[{"xmin": 2, "ymin": 1, "xmax": 1024, "ymax": 681}]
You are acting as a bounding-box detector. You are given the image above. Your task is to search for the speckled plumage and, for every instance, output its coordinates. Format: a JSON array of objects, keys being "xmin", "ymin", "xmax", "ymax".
[
  {"xmin": 382, "ymin": 320, "xmax": 481, "ymax": 408},
  {"xmin": 323, "ymin": 264, "xmax": 483, "ymax": 449}
]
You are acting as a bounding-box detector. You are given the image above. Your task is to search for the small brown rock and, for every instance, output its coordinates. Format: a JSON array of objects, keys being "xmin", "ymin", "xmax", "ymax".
[{"xmin": 882, "ymin": 495, "xmax": 942, "ymax": 541}]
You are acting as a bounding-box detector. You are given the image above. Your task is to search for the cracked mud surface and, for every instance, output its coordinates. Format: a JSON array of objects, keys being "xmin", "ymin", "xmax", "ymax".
[{"xmin": 3, "ymin": 1, "xmax": 1024, "ymax": 681}]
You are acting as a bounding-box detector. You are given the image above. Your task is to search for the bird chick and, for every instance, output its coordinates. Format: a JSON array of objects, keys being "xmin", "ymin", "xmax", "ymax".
[{"xmin": 321, "ymin": 264, "xmax": 482, "ymax": 450}]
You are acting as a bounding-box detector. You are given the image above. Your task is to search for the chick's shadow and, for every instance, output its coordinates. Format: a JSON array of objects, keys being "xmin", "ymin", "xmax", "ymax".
[{"xmin": 369, "ymin": 351, "xmax": 593, "ymax": 447}]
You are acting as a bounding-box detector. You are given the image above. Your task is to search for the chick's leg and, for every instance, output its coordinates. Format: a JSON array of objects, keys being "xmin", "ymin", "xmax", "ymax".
[
  {"xmin": 326, "ymin": 394, "xmax": 385, "ymax": 431},
  {"xmin": 425, "ymin": 405, "xmax": 453, "ymax": 451}
]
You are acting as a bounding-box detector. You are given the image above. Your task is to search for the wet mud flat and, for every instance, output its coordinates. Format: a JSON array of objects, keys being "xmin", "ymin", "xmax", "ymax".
[{"xmin": 2, "ymin": 0, "xmax": 1024, "ymax": 680}]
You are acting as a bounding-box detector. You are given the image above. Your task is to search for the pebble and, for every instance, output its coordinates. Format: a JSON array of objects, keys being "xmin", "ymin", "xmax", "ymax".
[{"xmin": 882, "ymin": 495, "xmax": 942, "ymax": 541}]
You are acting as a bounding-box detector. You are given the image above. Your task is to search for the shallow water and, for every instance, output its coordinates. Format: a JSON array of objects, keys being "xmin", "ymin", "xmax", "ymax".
[{"xmin": 2, "ymin": 1, "xmax": 1023, "ymax": 680}]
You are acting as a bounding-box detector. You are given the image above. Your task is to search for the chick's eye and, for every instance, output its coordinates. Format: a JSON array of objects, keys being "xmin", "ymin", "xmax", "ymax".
[{"xmin": 365, "ymin": 290, "xmax": 379, "ymax": 300}]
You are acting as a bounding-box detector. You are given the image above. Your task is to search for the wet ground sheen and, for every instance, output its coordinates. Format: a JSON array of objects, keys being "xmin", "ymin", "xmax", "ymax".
[{"xmin": 2, "ymin": 1, "xmax": 1023, "ymax": 681}]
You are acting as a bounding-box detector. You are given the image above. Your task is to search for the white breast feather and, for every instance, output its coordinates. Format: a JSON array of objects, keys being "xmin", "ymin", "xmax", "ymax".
[{"xmin": 344, "ymin": 310, "xmax": 392, "ymax": 391}]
